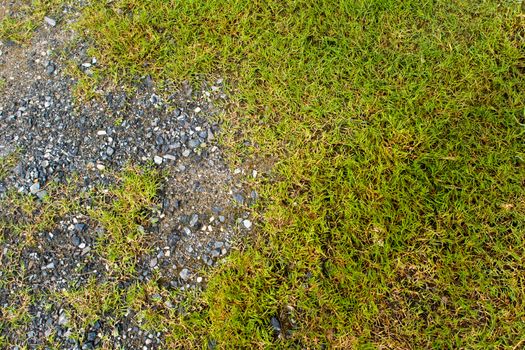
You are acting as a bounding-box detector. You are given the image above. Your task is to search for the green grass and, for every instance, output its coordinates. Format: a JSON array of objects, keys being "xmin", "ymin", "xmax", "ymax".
[
  {"xmin": 0, "ymin": 151, "xmax": 18, "ymax": 181},
  {"xmin": 0, "ymin": 0, "xmax": 67, "ymax": 43},
  {"xmin": 89, "ymin": 166, "xmax": 160, "ymax": 277},
  {"xmin": 0, "ymin": 166, "xmax": 162, "ymax": 347},
  {"xmin": 0, "ymin": 179, "xmax": 79, "ymax": 244},
  {"xmin": 16, "ymin": 0, "xmax": 525, "ymax": 348}
]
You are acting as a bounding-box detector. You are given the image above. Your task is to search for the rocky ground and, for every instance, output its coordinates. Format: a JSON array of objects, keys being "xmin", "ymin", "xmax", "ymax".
[{"xmin": 0, "ymin": 6, "xmax": 255, "ymax": 349}]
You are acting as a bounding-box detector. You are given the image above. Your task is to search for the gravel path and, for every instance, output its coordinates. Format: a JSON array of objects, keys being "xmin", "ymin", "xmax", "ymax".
[{"xmin": 0, "ymin": 8, "xmax": 254, "ymax": 349}]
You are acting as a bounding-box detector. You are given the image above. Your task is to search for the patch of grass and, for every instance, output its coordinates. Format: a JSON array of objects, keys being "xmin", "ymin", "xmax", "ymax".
[
  {"xmin": 62, "ymin": 276, "xmax": 124, "ymax": 331},
  {"xmin": 89, "ymin": 166, "xmax": 160, "ymax": 277},
  {"xmin": 67, "ymin": 0, "xmax": 525, "ymax": 348},
  {"xmin": 0, "ymin": 179, "xmax": 81, "ymax": 244},
  {"xmin": 63, "ymin": 59, "xmax": 103, "ymax": 100},
  {"xmin": 0, "ymin": 288, "xmax": 33, "ymax": 347},
  {"xmin": 0, "ymin": 166, "xmax": 162, "ymax": 346},
  {"xmin": 0, "ymin": 178, "xmax": 81, "ymax": 244},
  {"xmin": 0, "ymin": 0, "xmax": 68, "ymax": 43},
  {"xmin": 61, "ymin": 275, "xmax": 202, "ymax": 348},
  {"xmin": 0, "ymin": 150, "xmax": 18, "ymax": 181}
]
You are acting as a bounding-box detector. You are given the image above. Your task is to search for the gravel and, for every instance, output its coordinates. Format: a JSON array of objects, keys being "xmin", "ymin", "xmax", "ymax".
[{"xmin": 0, "ymin": 6, "xmax": 256, "ymax": 348}]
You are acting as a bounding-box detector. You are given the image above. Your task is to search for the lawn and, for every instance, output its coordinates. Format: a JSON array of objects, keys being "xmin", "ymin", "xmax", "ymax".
[{"xmin": 6, "ymin": 0, "xmax": 525, "ymax": 348}]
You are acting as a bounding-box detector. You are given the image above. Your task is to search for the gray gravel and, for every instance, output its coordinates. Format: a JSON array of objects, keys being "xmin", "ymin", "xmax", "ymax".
[{"xmin": 0, "ymin": 5, "xmax": 258, "ymax": 349}]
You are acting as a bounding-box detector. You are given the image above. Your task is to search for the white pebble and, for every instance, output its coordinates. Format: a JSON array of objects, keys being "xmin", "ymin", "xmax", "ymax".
[
  {"xmin": 243, "ymin": 219, "xmax": 252, "ymax": 229},
  {"xmin": 44, "ymin": 16, "xmax": 56, "ymax": 27}
]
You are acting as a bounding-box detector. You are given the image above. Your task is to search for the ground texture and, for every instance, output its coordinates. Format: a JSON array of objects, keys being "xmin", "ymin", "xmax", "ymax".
[{"xmin": 1, "ymin": 0, "xmax": 525, "ymax": 349}]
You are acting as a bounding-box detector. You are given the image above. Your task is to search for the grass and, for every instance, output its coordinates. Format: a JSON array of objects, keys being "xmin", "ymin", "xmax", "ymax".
[
  {"xmin": 0, "ymin": 0, "xmax": 67, "ymax": 43},
  {"xmin": 3, "ymin": 0, "xmax": 525, "ymax": 348},
  {"xmin": 75, "ymin": 1, "xmax": 525, "ymax": 348},
  {"xmin": 0, "ymin": 151, "xmax": 18, "ymax": 181},
  {"xmin": 0, "ymin": 166, "xmax": 162, "ymax": 347},
  {"xmin": 89, "ymin": 166, "xmax": 160, "ymax": 277},
  {"xmin": 0, "ymin": 288, "xmax": 32, "ymax": 347},
  {"xmin": 0, "ymin": 178, "xmax": 80, "ymax": 244}
]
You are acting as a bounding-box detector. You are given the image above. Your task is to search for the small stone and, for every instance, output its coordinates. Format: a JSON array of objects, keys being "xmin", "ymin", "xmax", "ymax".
[
  {"xmin": 149, "ymin": 258, "xmax": 158, "ymax": 268},
  {"xmin": 179, "ymin": 268, "xmax": 190, "ymax": 280},
  {"xmin": 106, "ymin": 147, "xmax": 114, "ymax": 156},
  {"xmin": 46, "ymin": 63, "xmax": 55, "ymax": 75},
  {"xmin": 189, "ymin": 214, "xmax": 199, "ymax": 227},
  {"xmin": 155, "ymin": 135, "xmax": 165, "ymax": 146},
  {"xmin": 82, "ymin": 342, "xmax": 94, "ymax": 350},
  {"xmin": 97, "ymin": 130, "xmax": 107, "ymax": 136},
  {"xmin": 242, "ymin": 219, "xmax": 252, "ymax": 229},
  {"xmin": 271, "ymin": 317, "xmax": 281, "ymax": 332},
  {"xmin": 36, "ymin": 190, "xmax": 47, "ymax": 200},
  {"xmin": 96, "ymin": 164, "xmax": 105, "ymax": 170},
  {"xmin": 44, "ymin": 16, "xmax": 56, "ymax": 27},
  {"xmin": 194, "ymin": 107, "xmax": 201, "ymax": 113},
  {"xmin": 182, "ymin": 149, "xmax": 191, "ymax": 157},
  {"xmin": 43, "ymin": 262, "xmax": 55, "ymax": 270},
  {"xmin": 71, "ymin": 235, "xmax": 81, "ymax": 246},
  {"xmin": 75, "ymin": 223, "xmax": 87, "ymax": 232},
  {"xmin": 87, "ymin": 331, "xmax": 97, "ymax": 342},
  {"xmin": 188, "ymin": 138, "xmax": 200, "ymax": 149},
  {"xmin": 233, "ymin": 193, "xmax": 244, "ymax": 204},
  {"xmin": 154, "ymin": 156, "xmax": 163, "ymax": 165},
  {"xmin": 196, "ymin": 276, "xmax": 203, "ymax": 283},
  {"xmin": 58, "ymin": 312, "xmax": 68, "ymax": 326},
  {"xmin": 78, "ymin": 243, "xmax": 86, "ymax": 249},
  {"xmin": 29, "ymin": 182, "xmax": 40, "ymax": 194}
]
